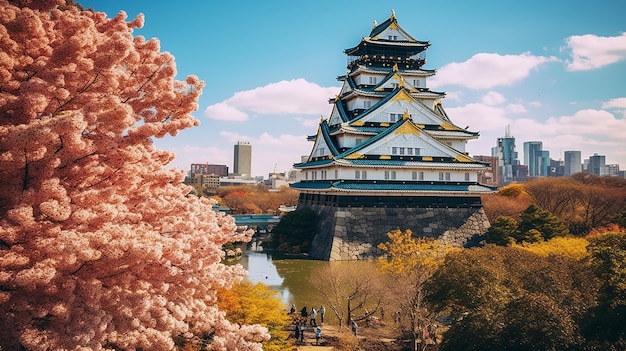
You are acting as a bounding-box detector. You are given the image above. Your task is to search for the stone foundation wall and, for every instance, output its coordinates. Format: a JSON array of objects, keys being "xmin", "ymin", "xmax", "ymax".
[{"xmin": 305, "ymin": 204, "xmax": 491, "ymax": 261}]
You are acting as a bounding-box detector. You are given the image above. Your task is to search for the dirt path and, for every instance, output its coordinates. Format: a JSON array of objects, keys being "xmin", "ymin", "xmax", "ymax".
[{"xmin": 293, "ymin": 322, "xmax": 402, "ymax": 351}]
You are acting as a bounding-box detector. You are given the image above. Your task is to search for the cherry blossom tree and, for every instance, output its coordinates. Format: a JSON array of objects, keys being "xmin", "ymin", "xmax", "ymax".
[{"xmin": 0, "ymin": 1, "xmax": 268, "ymax": 349}]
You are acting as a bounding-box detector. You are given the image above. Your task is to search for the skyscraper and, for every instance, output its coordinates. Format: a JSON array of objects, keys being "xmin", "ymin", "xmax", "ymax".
[
  {"xmin": 588, "ymin": 153, "xmax": 606, "ymax": 176},
  {"xmin": 233, "ymin": 141, "xmax": 252, "ymax": 177},
  {"xmin": 564, "ymin": 151, "xmax": 582, "ymax": 176},
  {"xmin": 492, "ymin": 125, "xmax": 520, "ymax": 185},
  {"xmin": 524, "ymin": 141, "xmax": 549, "ymax": 177}
]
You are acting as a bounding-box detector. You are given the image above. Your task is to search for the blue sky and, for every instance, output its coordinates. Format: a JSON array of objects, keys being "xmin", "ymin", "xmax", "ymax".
[{"xmin": 80, "ymin": 1, "xmax": 626, "ymax": 178}]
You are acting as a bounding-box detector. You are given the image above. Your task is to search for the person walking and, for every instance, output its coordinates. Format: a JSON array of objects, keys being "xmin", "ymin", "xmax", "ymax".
[
  {"xmin": 289, "ymin": 304, "xmax": 296, "ymax": 314},
  {"xmin": 319, "ymin": 305, "xmax": 325, "ymax": 323},
  {"xmin": 315, "ymin": 326, "xmax": 322, "ymax": 345},
  {"xmin": 300, "ymin": 306, "xmax": 308, "ymax": 318},
  {"xmin": 310, "ymin": 307, "xmax": 317, "ymax": 326},
  {"xmin": 351, "ymin": 319, "xmax": 358, "ymax": 337}
]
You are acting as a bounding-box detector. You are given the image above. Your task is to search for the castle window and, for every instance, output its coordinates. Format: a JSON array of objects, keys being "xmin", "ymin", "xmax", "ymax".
[
  {"xmin": 392, "ymin": 147, "xmax": 398, "ymax": 154},
  {"xmin": 399, "ymin": 147, "xmax": 405, "ymax": 155},
  {"xmin": 391, "ymin": 82, "xmax": 399, "ymax": 89},
  {"xmin": 369, "ymin": 77, "xmax": 377, "ymax": 85},
  {"xmin": 439, "ymin": 172, "xmax": 444, "ymax": 180},
  {"xmin": 385, "ymin": 171, "xmax": 396, "ymax": 180},
  {"xmin": 465, "ymin": 172, "xmax": 470, "ymax": 181},
  {"xmin": 388, "ymin": 35, "xmax": 398, "ymax": 40},
  {"xmin": 362, "ymin": 171, "xmax": 367, "ymax": 179},
  {"xmin": 412, "ymin": 171, "xmax": 417, "ymax": 180},
  {"xmin": 356, "ymin": 138, "xmax": 362, "ymax": 146},
  {"xmin": 384, "ymin": 171, "xmax": 390, "ymax": 180},
  {"xmin": 334, "ymin": 170, "xmax": 338, "ymax": 179},
  {"xmin": 415, "ymin": 148, "xmax": 421, "ymax": 156},
  {"xmin": 389, "ymin": 113, "xmax": 400, "ymax": 122},
  {"xmin": 355, "ymin": 170, "xmax": 361, "ymax": 179},
  {"xmin": 391, "ymin": 171, "xmax": 396, "ymax": 179},
  {"xmin": 364, "ymin": 100, "xmax": 371, "ymax": 109},
  {"xmin": 445, "ymin": 172, "xmax": 451, "ymax": 181},
  {"xmin": 407, "ymin": 148, "xmax": 413, "ymax": 155},
  {"xmin": 419, "ymin": 171, "xmax": 424, "ymax": 180},
  {"xmin": 413, "ymin": 79, "xmax": 420, "ymax": 87}
]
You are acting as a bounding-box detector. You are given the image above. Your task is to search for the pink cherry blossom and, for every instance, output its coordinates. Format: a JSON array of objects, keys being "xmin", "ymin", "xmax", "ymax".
[{"xmin": 0, "ymin": 1, "xmax": 268, "ymax": 349}]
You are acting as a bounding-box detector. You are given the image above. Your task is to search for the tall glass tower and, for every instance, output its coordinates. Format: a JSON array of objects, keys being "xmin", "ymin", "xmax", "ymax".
[
  {"xmin": 524, "ymin": 141, "xmax": 549, "ymax": 177},
  {"xmin": 564, "ymin": 151, "xmax": 582, "ymax": 176}
]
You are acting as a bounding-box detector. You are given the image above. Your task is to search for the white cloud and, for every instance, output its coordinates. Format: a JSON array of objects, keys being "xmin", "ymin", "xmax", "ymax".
[
  {"xmin": 203, "ymin": 78, "xmax": 339, "ymax": 121},
  {"xmin": 443, "ymin": 90, "xmax": 463, "ymax": 102},
  {"xmin": 565, "ymin": 33, "xmax": 626, "ymax": 71},
  {"xmin": 481, "ymin": 91, "xmax": 506, "ymax": 106},
  {"xmin": 430, "ymin": 52, "xmax": 558, "ymax": 89},
  {"xmin": 602, "ymin": 97, "xmax": 626, "ymax": 109},
  {"xmin": 446, "ymin": 103, "xmax": 511, "ymax": 133},
  {"xmin": 203, "ymin": 102, "xmax": 248, "ymax": 121},
  {"xmin": 506, "ymin": 104, "xmax": 527, "ymax": 114}
]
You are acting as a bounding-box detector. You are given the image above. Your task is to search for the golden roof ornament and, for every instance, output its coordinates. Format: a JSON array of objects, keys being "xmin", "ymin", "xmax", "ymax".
[
  {"xmin": 372, "ymin": 20, "xmax": 377, "ymax": 29},
  {"xmin": 402, "ymin": 107, "xmax": 411, "ymax": 120},
  {"xmin": 391, "ymin": 9, "xmax": 396, "ymax": 20}
]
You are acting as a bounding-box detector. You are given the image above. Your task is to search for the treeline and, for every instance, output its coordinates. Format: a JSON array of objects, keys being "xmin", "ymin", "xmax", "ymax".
[
  {"xmin": 303, "ymin": 229, "xmax": 626, "ymax": 351},
  {"xmin": 209, "ymin": 185, "xmax": 300, "ymax": 215},
  {"xmin": 482, "ymin": 173, "xmax": 626, "ymax": 236}
]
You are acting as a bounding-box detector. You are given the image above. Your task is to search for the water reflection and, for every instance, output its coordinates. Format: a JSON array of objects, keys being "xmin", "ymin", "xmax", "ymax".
[
  {"xmin": 230, "ymin": 249, "xmax": 378, "ymax": 326},
  {"xmin": 236, "ymin": 250, "xmax": 328, "ymax": 309}
]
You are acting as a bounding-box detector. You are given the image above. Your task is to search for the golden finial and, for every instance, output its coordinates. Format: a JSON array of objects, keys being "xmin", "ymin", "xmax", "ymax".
[
  {"xmin": 392, "ymin": 63, "xmax": 398, "ymax": 71},
  {"xmin": 402, "ymin": 107, "xmax": 411, "ymax": 120},
  {"xmin": 391, "ymin": 9, "xmax": 396, "ymax": 19}
]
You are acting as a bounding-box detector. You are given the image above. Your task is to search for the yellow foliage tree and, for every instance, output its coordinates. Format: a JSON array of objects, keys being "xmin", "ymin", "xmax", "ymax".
[
  {"xmin": 377, "ymin": 229, "xmax": 458, "ymax": 350},
  {"xmin": 216, "ymin": 281, "xmax": 294, "ymax": 351},
  {"xmin": 377, "ymin": 229, "xmax": 457, "ymax": 274},
  {"xmin": 513, "ymin": 236, "xmax": 590, "ymax": 260}
]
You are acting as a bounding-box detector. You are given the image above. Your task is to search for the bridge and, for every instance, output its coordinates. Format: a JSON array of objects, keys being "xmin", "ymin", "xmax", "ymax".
[{"xmin": 232, "ymin": 214, "xmax": 282, "ymax": 230}]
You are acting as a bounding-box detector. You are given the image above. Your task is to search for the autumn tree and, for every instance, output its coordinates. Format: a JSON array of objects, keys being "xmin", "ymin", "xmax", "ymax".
[
  {"xmin": 525, "ymin": 175, "xmax": 626, "ymax": 234},
  {"xmin": 216, "ymin": 281, "xmax": 294, "ymax": 351},
  {"xmin": 0, "ymin": 2, "xmax": 267, "ymax": 350},
  {"xmin": 377, "ymin": 229, "xmax": 457, "ymax": 350},
  {"xmin": 481, "ymin": 182, "xmax": 532, "ymax": 222}
]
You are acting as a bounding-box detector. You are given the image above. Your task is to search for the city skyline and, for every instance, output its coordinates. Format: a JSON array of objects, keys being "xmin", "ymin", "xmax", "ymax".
[{"xmin": 81, "ymin": 1, "xmax": 626, "ymax": 177}]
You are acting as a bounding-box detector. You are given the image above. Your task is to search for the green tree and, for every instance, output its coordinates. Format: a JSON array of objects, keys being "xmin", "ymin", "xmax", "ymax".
[
  {"xmin": 518, "ymin": 204, "xmax": 569, "ymax": 241},
  {"xmin": 582, "ymin": 232, "xmax": 626, "ymax": 350},
  {"xmin": 485, "ymin": 216, "xmax": 518, "ymax": 245},
  {"xmin": 268, "ymin": 207, "xmax": 319, "ymax": 254},
  {"xmin": 426, "ymin": 245, "xmax": 600, "ymax": 351}
]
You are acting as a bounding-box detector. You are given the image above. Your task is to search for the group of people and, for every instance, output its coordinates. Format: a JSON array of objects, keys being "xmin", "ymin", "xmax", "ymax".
[
  {"xmin": 290, "ymin": 304, "xmax": 325, "ymax": 345},
  {"xmin": 289, "ymin": 304, "xmax": 326, "ymax": 325}
]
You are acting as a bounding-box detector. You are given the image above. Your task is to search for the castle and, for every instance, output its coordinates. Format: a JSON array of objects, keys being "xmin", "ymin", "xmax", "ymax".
[{"xmin": 290, "ymin": 11, "xmax": 496, "ymax": 260}]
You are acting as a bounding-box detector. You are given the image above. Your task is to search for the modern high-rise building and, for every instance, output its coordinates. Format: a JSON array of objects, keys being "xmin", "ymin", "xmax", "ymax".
[
  {"xmin": 524, "ymin": 141, "xmax": 549, "ymax": 177},
  {"xmin": 233, "ymin": 141, "xmax": 252, "ymax": 177},
  {"xmin": 564, "ymin": 151, "xmax": 582, "ymax": 176},
  {"xmin": 492, "ymin": 125, "xmax": 520, "ymax": 185},
  {"xmin": 588, "ymin": 153, "xmax": 606, "ymax": 176}
]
